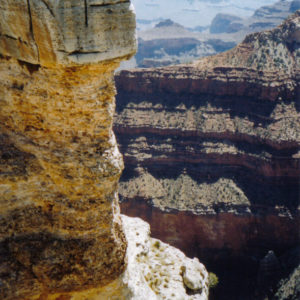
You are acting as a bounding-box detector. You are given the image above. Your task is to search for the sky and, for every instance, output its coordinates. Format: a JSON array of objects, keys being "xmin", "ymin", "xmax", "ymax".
[{"xmin": 131, "ymin": 0, "xmax": 282, "ymax": 28}]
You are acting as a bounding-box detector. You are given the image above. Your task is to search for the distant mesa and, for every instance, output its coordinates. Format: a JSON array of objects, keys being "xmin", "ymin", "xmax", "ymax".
[
  {"xmin": 290, "ymin": 0, "xmax": 300, "ymax": 12},
  {"xmin": 131, "ymin": 0, "xmax": 296, "ymax": 69},
  {"xmin": 210, "ymin": 13, "xmax": 243, "ymax": 34},
  {"xmin": 155, "ymin": 19, "xmax": 184, "ymax": 28}
]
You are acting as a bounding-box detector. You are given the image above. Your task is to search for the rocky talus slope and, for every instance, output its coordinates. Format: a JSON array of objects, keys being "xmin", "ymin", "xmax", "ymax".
[
  {"xmin": 115, "ymin": 12, "xmax": 300, "ymax": 299},
  {"xmin": 0, "ymin": 1, "xmax": 208, "ymax": 299}
]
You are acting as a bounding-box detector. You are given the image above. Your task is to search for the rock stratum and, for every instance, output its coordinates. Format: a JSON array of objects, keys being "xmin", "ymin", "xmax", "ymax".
[
  {"xmin": 0, "ymin": 1, "xmax": 208, "ymax": 299},
  {"xmin": 115, "ymin": 12, "xmax": 300, "ymax": 299}
]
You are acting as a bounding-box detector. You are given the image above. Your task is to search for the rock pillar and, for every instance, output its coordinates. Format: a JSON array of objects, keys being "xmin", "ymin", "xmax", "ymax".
[{"xmin": 0, "ymin": 0, "xmax": 136, "ymax": 298}]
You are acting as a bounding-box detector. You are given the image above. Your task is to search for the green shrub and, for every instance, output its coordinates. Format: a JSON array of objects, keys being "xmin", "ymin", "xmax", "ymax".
[
  {"xmin": 153, "ymin": 240, "xmax": 160, "ymax": 249},
  {"xmin": 208, "ymin": 272, "xmax": 219, "ymax": 289}
]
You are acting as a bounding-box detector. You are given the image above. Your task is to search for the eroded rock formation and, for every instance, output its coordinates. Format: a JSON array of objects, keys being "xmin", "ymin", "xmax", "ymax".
[
  {"xmin": 120, "ymin": 215, "xmax": 208, "ymax": 300},
  {"xmin": 0, "ymin": 1, "xmax": 136, "ymax": 298},
  {"xmin": 0, "ymin": 1, "xmax": 209, "ymax": 299},
  {"xmin": 115, "ymin": 11, "xmax": 300, "ymax": 299}
]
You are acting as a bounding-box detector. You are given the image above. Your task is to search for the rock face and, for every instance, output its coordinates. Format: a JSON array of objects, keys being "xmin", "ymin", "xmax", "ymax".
[
  {"xmin": 0, "ymin": 0, "xmax": 131, "ymax": 299},
  {"xmin": 275, "ymin": 265, "xmax": 300, "ymax": 300},
  {"xmin": 114, "ymin": 12, "xmax": 300, "ymax": 298},
  {"xmin": 0, "ymin": 0, "xmax": 137, "ymax": 66},
  {"xmin": 0, "ymin": 60, "xmax": 129, "ymax": 299},
  {"xmin": 120, "ymin": 215, "xmax": 208, "ymax": 300}
]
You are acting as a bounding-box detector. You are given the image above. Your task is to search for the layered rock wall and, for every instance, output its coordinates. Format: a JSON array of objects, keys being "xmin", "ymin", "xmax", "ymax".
[
  {"xmin": 0, "ymin": 0, "xmax": 135, "ymax": 299},
  {"xmin": 116, "ymin": 12, "xmax": 300, "ymax": 215},
  {"xmin": 115, "ymin": 12, "xmax": 300, "ymax": 298}
]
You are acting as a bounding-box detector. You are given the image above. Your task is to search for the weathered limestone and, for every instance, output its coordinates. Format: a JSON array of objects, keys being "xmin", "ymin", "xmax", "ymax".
[
  {"xmin": 0, "ymin": 0, "xmax": 137, "ymax": 66},
  {"xmin": 0, "ymin": 59, "xmax": 129, "ymax": 299},
  {"xmin": 0, "ymin": 0, "xmax": 136, "ymax": 299},
  {"xmin": 120, "ymin": 215, "xmax": 209, "ymax": 300}
]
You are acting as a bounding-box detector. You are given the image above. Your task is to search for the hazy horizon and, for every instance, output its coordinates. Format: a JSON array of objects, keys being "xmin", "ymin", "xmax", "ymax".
[{"xmin": 132, "ymin": 0, "xmax": 286, "ymax": 28}]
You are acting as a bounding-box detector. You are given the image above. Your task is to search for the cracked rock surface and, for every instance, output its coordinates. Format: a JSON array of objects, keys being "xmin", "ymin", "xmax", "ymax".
[
  {"xmin": 0, "ymin": 0, "xmax": 136, "ymax": 66},
  {"xmin": 0, "ymin": 0, "xmax": 136, "ymax": 298},
  {"xmin": 120, "ymin": 215, "xmax": 209, "ymax": 300}
]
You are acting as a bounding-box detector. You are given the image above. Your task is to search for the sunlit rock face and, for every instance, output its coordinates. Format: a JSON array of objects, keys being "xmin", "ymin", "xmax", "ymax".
[
  {"xmin": 0, "ymin": 0, "xmax": 136, "ymax": 299},
  {"xmin": 0, "ymin": 0, "xmax": 137, "ymax": 66},
  {"xmin": 120, "ymin": 215, "xmax": 209, "ymax": 300}
]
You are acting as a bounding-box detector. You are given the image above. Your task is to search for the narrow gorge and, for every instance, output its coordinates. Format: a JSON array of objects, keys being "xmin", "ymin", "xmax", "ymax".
[
  {"xmin": 115, "ymin": 11, "xmax": 300, "ymax": 299},
  {"xmin": 0, "ymin": 1, "xmax": 208, "ymax": 299}
]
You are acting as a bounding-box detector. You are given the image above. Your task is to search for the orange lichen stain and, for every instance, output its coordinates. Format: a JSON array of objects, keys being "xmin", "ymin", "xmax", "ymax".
[
  {"xmin": 0, "ymin": 56, "xmax": 128, "ymax": 299},
  {"xmin": 39, "ymin": 277, "xmax": 126, "ymax": 300},
  {"xmin": 54, "ymin": 295, "xmax": 72, "ymax": 300}
]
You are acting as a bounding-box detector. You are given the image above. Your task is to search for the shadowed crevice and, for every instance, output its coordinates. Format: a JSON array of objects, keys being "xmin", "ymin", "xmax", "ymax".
[
  {"xmin": 84, "ymin": 0, "xmax": 88, "ymax": 27},
  {"xmin": 40, "ymin": 0, "xmax": 55, "ymax": 18},
  {"xmin": 26, "ymin": 0, "xmax": 40, "ymax": 62}
]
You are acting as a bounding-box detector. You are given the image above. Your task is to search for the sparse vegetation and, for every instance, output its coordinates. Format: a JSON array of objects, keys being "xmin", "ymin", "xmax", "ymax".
[{"xmin": 208, "ymin": 272, "xmax": 219, "ymax": 289}]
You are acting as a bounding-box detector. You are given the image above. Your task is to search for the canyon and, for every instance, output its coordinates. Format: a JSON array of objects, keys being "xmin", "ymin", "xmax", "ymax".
[
  {"xmin": 0, "ymin": 1, "xmax": 208, "ymax": 299},
  {"xmin": 115, "ymin": 11, "xmax": 300, "ymax": 299},
  {"xmin": 124, "ymin": 0, "xmax": 300, "ymax": 68}
]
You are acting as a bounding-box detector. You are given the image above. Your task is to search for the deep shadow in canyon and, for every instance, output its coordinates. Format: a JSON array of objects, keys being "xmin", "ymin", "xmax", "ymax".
[
  {"xmin": 115, "ymin": 88, "xmax": 299, "ymax": 299},
  {"xmin": 115, "ymin": 90, "xmax": 299, "ymax": 299},
  {"xmin": 120, "ymin": 196, "xmax": 299, "ymax": 300}
]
